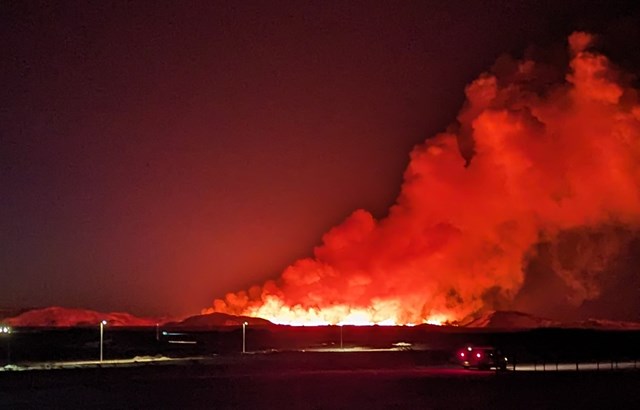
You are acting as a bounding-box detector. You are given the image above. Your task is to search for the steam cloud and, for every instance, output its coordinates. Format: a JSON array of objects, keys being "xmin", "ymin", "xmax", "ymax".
[{"xmin": 205, "ymin": 32, "xmax": 640, "ymax": 325}]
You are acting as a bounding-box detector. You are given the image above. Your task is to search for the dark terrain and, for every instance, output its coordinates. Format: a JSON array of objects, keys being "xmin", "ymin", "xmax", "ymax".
[
  {"xmin": 1, "ymin": 353, "xmax": 639, "ymax": 409},
  {"xmin": 2, "ymin": 324, "xmax": 640, "ymax": 363},
  {"xmin": 1, "ymin": 326, "xmax": 639, "ymax": 409}
]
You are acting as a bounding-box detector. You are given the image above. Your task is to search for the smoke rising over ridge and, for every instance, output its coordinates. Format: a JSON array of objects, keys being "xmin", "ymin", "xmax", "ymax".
[{"xmin": 206, "ymin": 33, "xmax": 640, "ymax": 325}]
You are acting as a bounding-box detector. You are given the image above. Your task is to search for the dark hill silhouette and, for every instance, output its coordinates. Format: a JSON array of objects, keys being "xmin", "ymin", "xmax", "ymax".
[
  {"xmin": 166, "ymin": 312, "xmax": 273, "ymax": 328},
  {"xmin": 461, "ymin": 310, "xmax": 640, "ymax": 329}
]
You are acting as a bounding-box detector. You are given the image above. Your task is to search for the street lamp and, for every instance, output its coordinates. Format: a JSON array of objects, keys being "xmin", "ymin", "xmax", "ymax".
[
  {"xmin": 99, "ymin": 320, "xmax": 107, "ymax": 362},
  {"xmin": 242, "ymin": 322, "xmax": 248, "ymax": 354},
  {"xmin": 0, "ymin": 325, "xmax": 11, "ymax": 364}
]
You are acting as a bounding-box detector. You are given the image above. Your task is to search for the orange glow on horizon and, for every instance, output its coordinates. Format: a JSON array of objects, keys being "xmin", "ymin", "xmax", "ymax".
[{"xmin": 205, "ymin": 295, "xmax": 451, "ymax": 326}]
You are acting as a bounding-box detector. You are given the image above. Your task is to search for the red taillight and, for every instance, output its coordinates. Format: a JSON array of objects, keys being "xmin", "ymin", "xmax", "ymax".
[
  {"xmin": 476, "ymin": 353, "xmax": 482, "ymax": 358},
  {"xmin": 460, "ymin": 352, "xmax": 465, "ymax": 357}
]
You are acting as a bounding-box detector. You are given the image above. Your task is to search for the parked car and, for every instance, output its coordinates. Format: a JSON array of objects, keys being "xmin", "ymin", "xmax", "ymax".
[{"xmin": 456, "ymin": 346, "xmax": 508, "ymax": 370}]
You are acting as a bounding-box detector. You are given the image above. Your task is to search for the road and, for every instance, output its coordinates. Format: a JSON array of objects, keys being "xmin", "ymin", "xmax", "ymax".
[{"xmin": 1, "ymin": 354, "xmax": 639, "ymax": 409}]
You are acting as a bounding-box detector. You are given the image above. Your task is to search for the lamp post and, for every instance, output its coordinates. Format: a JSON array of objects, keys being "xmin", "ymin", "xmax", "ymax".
[
  {"xmin": 242, "ymin": 322, "xmax": 248, "ymax": 353},
  {"xmin": 1, "ymin": 326, "xmax": 11, "ymax": 364},
  {"xmin": 99, "ymin": 320, "xmax": 107, "ymax": 362}
]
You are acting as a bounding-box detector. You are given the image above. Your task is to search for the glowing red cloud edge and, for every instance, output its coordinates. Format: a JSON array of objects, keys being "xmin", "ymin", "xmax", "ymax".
[{"xmin": 204, "ymin": 32, "xmax": 640, "ymax": 326}]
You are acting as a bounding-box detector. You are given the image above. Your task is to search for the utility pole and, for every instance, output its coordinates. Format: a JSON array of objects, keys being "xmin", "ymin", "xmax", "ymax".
[
  {"xmin": 99, "ymin": 320, "xmax": 107, "ymax": 362},
  {"xmin": 242, "ymin": 322, "xmax": 248, "ymax": 353},
  {"xmin": 1, "ymin": 326, "xmax": 11, "ymax": 364}
]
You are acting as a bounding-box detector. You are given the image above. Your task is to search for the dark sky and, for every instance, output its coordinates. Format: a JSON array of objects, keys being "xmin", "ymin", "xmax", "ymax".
[{"xmin": 2, "ymin": 1, "xmax": 640, "ymax": 317}]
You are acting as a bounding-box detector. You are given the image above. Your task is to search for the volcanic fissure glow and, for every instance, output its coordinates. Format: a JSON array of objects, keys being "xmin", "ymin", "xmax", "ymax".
[
  {"xmin": 243, "ymin": 296, "xmax": 449, "ymax": 326},
  {"xmin": 205, "ymin": 32, "xmax": 640, "ymax": 326}
]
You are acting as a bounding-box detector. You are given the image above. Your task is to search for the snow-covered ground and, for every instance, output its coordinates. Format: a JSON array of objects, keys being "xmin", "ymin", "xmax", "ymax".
[
  {"xmin": 0, "ymin": 355, "xmax": 211, "ymax": 372},
  {"xmin": 511, "ymin": 361, "xmax": 640, "ymax": 371},
  {"xmin": 2, "ymin": 352, "xmax": 639, "ymax": 373}
]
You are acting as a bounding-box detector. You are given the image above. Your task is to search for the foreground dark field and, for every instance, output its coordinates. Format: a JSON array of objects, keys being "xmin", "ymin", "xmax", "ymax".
[
  {"xmin": 3, "ymin": 325, "xmax": 640, "ymax": 363},
  {"xmin": 1, "ymin": 353, "xmax": 639, "ymax": 409},
  {"xmin": 2, "ymin": 327, "xmax": 639, "ymax": 409}
]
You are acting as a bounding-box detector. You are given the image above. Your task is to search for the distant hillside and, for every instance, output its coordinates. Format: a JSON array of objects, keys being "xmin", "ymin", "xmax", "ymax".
[
  {"xmin": 5, "ymin": 306, "xmax": 161, "ymax": 327},
  {"xmin": 5, "ymin": 307, "xmax": 639, "ymax": 330},
  {"xmin": 561, "ymin": 318, "xmax": 640, "ymax": 330},
  {"xmin": 0, "ymin": 307, "xmax": 32, "ymax": 321},
  {"xmin": 462, "ymin": 310, "xmax": 560, "ymax": 329},
  {"xmin": 167, "ymin": 312, "xmax": 273, "ymax": 328},
  {"xmin": 3, "ymin": 307, "xmax": 270, "ymax": 328},
  {"xmin": 462, "ymin": 310, "xmax": 640, "ymax": 330}
]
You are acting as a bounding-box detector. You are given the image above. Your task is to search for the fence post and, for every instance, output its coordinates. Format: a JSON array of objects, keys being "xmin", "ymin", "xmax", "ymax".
[{"xmin": 576, "ymin": 362, "xmax": 579, "ymax": 371}]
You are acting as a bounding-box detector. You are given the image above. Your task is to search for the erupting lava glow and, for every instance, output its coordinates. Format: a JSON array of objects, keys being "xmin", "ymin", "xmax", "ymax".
[
  {"xmin": 242, "ymin": 295, "xmax": 450, "ymax": 326},
  {"xmin": 205, "ymin": 32, "xmax": 640, "ymax": 326}
]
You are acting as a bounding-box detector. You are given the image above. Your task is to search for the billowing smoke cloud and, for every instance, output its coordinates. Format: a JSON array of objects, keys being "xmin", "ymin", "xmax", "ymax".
[{"xmin": 205, "ymin": 32, "xmax": 640, "ymax": 325}]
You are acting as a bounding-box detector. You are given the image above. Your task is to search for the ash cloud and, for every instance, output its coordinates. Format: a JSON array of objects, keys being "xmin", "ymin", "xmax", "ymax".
[{"xmin": 206, "ymin": 32, "xmax": 640, "ymax": 324}]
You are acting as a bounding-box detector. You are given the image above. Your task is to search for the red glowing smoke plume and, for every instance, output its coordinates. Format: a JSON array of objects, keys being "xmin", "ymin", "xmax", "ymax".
[{"xmin": 204, "ymin": 33, "xmax": 640, "ymax": 325}]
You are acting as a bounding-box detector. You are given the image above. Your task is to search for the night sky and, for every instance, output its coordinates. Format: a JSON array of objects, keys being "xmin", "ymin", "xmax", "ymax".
[{"xmin": 3, "ymin": 1, "xmax": 640, "ymax": 317}]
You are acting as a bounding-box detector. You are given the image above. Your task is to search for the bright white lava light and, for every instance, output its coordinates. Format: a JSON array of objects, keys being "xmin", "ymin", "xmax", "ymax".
[{"xmin": 244, "ymin": 296, "xmax": 451, "ymax": 326}]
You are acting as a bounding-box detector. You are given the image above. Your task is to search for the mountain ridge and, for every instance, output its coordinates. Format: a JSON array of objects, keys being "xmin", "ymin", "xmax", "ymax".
[{"xmin": 4, "ymin": 307, "xmax": 640, "ymax": 329}]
